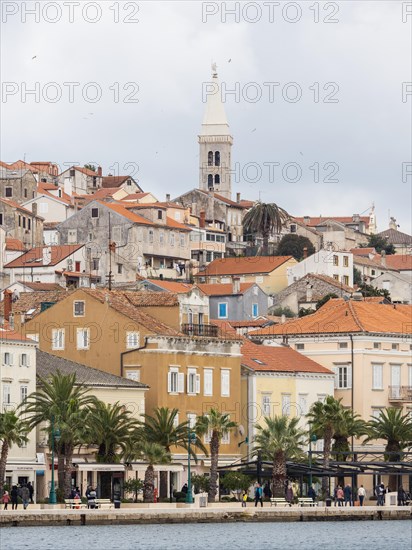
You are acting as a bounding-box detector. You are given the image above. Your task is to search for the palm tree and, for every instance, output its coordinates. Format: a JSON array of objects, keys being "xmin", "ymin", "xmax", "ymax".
[
  {"xmin": 137, "ymin": 441, "xmax": 171, "ymax": 502},
  {"xmin": 0, "ymin": 411, "xmax": 29, "ymax": 495},
  {"xmin": 86, "ymin": 401, "xmax": 139, "ymax": 463},
  {"xmin": 243, "ymin": 202, "xmax": 289, "ymax": 255},
  {"xmin": 364, "ymin": 408, "xmax": 412, "ymax": 490},
  {"xmin": 196, "ymin": 409, "xmax": 237, "ymax": 502},
  {"xmin": 332, "ymin": 408, "xmax": 368, "ymax": 486},
  {"xmin": 306, "ymin": 396, "xmax": 345, "ymax": 494},
  {"xmin": 254, "ymin": 415, "xmax": 306, "ymax": 497},
  {"xmin": 23, "ymin": 372, "xmax": 94, "ymax": 498},
  {"xmin": 140, "ymin": 407, "xmax": 207, "ymax": 498}
]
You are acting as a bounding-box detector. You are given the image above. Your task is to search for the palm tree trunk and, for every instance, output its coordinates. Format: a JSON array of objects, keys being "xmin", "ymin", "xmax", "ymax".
[
  {"xmin": 262, "ymin": 231, "xmax": 269, "ymax": 256},
  {"xmin": 57, "ymin": 451, "xmax": 65, "ymax": 493},
  {"xmin": 63, "ymin": 446, "xmax": 74, "ymax": 499},
  {"xmin": 322, "ymin": 427, "xmax": 333, "ymax": 495},
  {"xmin": 144, "ymin": 465, "xmax": 154, "ymax": 502},
  {"xmin": 208, "ymin": 433, "xmax": 220, "ymax": 503},
  {"xmin": 272, "ymin": 451, "xmax": 286, "ymax": 497},
  {"xmin": 0, "ymin": 440, "xmax": 9, "ymax": 496}
]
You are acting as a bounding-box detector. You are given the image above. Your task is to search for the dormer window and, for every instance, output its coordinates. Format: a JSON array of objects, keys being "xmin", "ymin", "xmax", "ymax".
[
  {"xmin": 127, "ymin": 179, "xmax": 132, "ymax": 186},
  {"xmin": 158, "ymin": 210, "xmax": 163, "ymax": 220}
]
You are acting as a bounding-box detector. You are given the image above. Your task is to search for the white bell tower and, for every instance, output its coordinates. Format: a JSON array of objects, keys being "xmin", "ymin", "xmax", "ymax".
[{"xmin": 198, "ymin": 63, "xmax": 233, "ymax": 199}]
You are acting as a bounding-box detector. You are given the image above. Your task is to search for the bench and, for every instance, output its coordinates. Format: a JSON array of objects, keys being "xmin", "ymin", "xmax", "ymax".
[
  {"xmin": 270, "ymin": 498, "xmax": 290, "ymax": 507},
  {"xmin": 298, "ymin": 498, "xmax": 317, "ymax": 507},
  {"xmin": 94, "ymin": 499, "xmax": 113, "ymax": 509},
  {"xmin": 64, "ymin": 499, "xmax": 87, "ymax": 509}
]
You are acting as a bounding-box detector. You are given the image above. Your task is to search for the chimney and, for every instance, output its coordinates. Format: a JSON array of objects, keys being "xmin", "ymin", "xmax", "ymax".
[
  {"xmin": 281, "ymin": 314, "xmax": 286, "ymax": 324},
  {"xmin": 306, "ymin": 283, "xmax": 313, "ymax": 302},
  {"xmin": 303, "ymin": 247, "xmax": 308, "ymax": 259},
  {"xmin": 389, "ymin": 217, "xmax": 397, "ymax": 230},
  {"xmin": 3, "ymin": 289, "xmax": 13, "ymax": 325},
  {"xmin": 43, "ymin": 246, "xmax": 52, "ymax": 266},
  {"xmin": 64, "ymin": 177, "xmax": 72, "ymax": 197},
  {"xmin": 380, "ymin": 250, "xmax": 386, "ymax": 267},
  {"xmin": 97, "ymin": 166, "xmax": 102, "ymax": 177},
  {"xmin": 236, "ymin": 192, "xmax": 241, "ymax": 203},
  {"xmin": 32, "ymin": 202, "xmax": 38, "ymax": 217},
  {"xmin": 352, "ymin": 213, "xmax": 360, "ymax": 223},
  {"xmin": 199, "ymin": 211, "xmax": 206, "ymax": 229},
  {"xmin": 166, "ymin": 194, "xmax": 171, "ymax": 202},
  {"xmin": 232, "ymin": 276, "xmax": 241, "ymax": 294}
]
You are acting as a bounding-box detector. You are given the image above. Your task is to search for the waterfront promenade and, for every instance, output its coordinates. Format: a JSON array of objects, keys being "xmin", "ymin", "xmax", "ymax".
[{"xmin": 1, "ymin": 505, "xmax": 411, "ymax": 527}]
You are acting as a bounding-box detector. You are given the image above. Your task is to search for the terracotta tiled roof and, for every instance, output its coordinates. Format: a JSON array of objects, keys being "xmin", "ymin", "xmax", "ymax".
[
  {"xmin": 101, "ymin": 175, "xmax": 131, "ymax": 188},
  {"xmin": 5, "ymin": 238, "xmax": 25, "ymax": 251},
  {"xmin": 121, "ymin": 193, "xmax": 150, "ymax": 201},
  {"xmin": 74, "ymin": 166, "xmax": 100, "ymax": 177},
  {"xmin": 37, "ymin": 350, "xmax": 148, "ymax": 388},
  {"xmin": 353, "ymin": 255, "xmax": 397, "ymax": 270},
  {"xmin": 305, "ymin": 273, "xmax": 354, "ymax": 293},
  {"xmin": 37, "ymin": 183, "xmax": 73, "ymax": 205},
  {"xmin": 80, "ymin": 289, "xmax": 181, "ymax": 335},
  {"xmin": 19, "ymin": 281, "xmax": 64, "ymax": 291},
  {"xmin": 195, "ymin": 256, "xmax": 294, "ymax": 277},
  {"xmin": 229, "ymin": 319, "xmax": 271, "ymax": 327},
  {"xmin": 385, "ymin": 255, "xmax": 412, "ymax": 271},
  {"xmin": 238, "ymin": 200, "xmax": 255, "ymax": 208},
  {"xmin": 123, "ymin": 202, "xmax": 187, "ymax": 210},
  {"xmin": 350, "ymin": 248, "xmax": 376, "ymax": 256},
  {"xmin": 165, "ymin": 217, "xmax": 191, "ymax": 231},
  {"xmin": 294, "ymin": 216, "xmax": 370, "ymax": 227},
  {"xmin": 377, "ymin": 228, "xmax": 412, "ymax": 246},
  {"xmin": 4, "ymin": 245, "xmax": 84, "ymax": 268},
  {"xmin": 251, "ymin": 298, "xmax": 412, "ymax": 336},
  {"xmin": 196, "ymin": 282, "xmax": 255, "ymax": 296},
  {"xmin": 0, "ymin": 327, "xmax": 34, "ymax": 342},
  {"xmin": 0, "ymin": 197, "xmax": 36, "ymax": 214},
  {"xmin": 99, "ymin": 201, "xmax": 154, "ymax": 226},
  {"xmin": 145, "ymin": 279, "xmax": 193, "ymax": 293},
  {"xmin": 241, "ymin": 340, "xmax": 333, "ymax": 374},
  {"xmin": 2, "ymin": 290, "xmax": 71, "ymax": 316},
  {"xmin": 87, "ymin": 188, "xmax": 121, "ymax": 200}
]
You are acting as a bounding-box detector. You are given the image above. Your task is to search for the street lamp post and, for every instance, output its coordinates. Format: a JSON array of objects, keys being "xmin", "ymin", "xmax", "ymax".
[
  {"xmin": 308, "ymin": 434, "xmax": 317, "ymax": 492},
  {"xmin": 49, "ymin": 415, "xmax": 61, "ymax": 505},
  {"xmin": 185, "ymin": 428, "xmax": 197, "ymax": 504}
]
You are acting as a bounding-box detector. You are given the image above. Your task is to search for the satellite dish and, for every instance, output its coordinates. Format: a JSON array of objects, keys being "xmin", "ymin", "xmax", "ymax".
[{"xmin": 238, "ymin": 424, "xmax": 245, "ymax": 437}]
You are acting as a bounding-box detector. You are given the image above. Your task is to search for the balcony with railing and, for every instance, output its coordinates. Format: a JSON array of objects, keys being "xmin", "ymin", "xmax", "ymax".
[
  {"xmin": 181, "ymin": 323, "xmax": 219, "ymax": 337},
  {"xmin": 388, "ymin": 386, "xmax": 412, "ymax": 402}
]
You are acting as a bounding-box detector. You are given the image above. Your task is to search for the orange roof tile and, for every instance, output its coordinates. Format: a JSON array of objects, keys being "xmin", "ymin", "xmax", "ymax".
[
  {"xmin": 385, "ymin": 255, "xmax": 412, "ymax": 271},
  {"xmin": 350, "ymin": 248, "xmax": 376, "ymax": 256},
  {"xmin": 98, "ymin": 201, "xmax": 154, "ymax": 226},
  {"xmin": 0, "ymin": 327, "xmax": 34, "ymax": 342},
  {"xmin": 5, "ymin": 238, "xmax": 25, "ymax": 251},
  {"xmin": 251, "ymin": 298, "xmax": 412, "ymax": 336},
  {"xmin": 0, "ymin": 197, "xmax": 36, "ymax": 214},
  {"xmin": 196, "ymin": 282, "xmax": 256, "ymax": 296},
  {"xmin": 241, "ymin": 340, "xmax": 332, "ymax": 373},
  {"xmin": 19, "ymin": 281, "xmax": 64, "ymax": 291},
  {"xmin": 4, "ymin": 245, "xmax": 84, "ymax": 268},
  {"xmin": 145, "ymin": 279, "xmax": 193, "ymax": 293},
  {"xmin": 75, "ymin": 166, "xmax": 100, "ymax": 177},
  {"xmin": 195, "ymin": 256, "xmax": 294, "ymax": 277},
  {"xmin": 294, "ymin": 216, "xmax": 370, "ymax": 227},
  {"xmin": 101, "ymin": 175, "xmax": 130, "ymax": 188}
]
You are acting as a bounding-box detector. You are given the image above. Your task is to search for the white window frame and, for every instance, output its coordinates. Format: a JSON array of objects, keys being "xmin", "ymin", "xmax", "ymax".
[
  {"xmin": 221, "ymin": 369, "xmax": 230, "ymax": 397},
  {"xmin": 2, "ymin": 383, "xmax": 11, "ymax": 406},
  {"xmin": 204, "ymin": 369, "xmax": 213, "ymax": 396},
  {"xmin": 372, "ymin": 364, "xmax": 383, "ymax": 390},
  {"xmin": 282, "ymin": 394, "xmax": 291, "ymax": 416},
  {"xmin": 3, "ymin": 352, "xmax": 13, "ymax": 366},
  {"xmin": 51, "ymin": 328, "xmax": 65, "ymax": 350},
  {"xmin": 221, "ymin": 430, "xmax": 230, "ymax": 444},
  {"xmin": 298, "ymin": 394, "xmax": 308, "ymax": 416},
  {"xmin": 218, "ymin": 302, "xmax": 228, "ymax": 319},
  {"xmin": 333, "ymin": 364, "xmax": 352, "ymax": 389},
  {"xmin": 67, "ymin": 228, "xmax": 77, "ymax": 243},
  {"xmin": 20, "ymin": 385, "xmax": 28, "ymax": 403},
  {"xmin": 126, "ymin": 331, "xmax": 140, "ymax": 349},
  {"xmin": 73, "ymin": 300, "xmax": 85, "ymax": 317},
  {"xmin": 76, "ymin": 328, "xmax": 90, "ymax": 350},
  {"xmin": 20, "ymin": 353, "xmax": 30, "ymax": 368},
  {"xmin": 187, "ymin": 413, "xmax": 197, "ymax": 429},
  {"xmin": 168, "ymin": 367, "xmax": 184, "ymax": 394},
  {"xmin": 187, "ymin": 368, "xmax": 199, "ymax": 395},
  {"xmin": 126, "ymin": 370, "xmax": 140, "ymax": 382},
  {"xmin": 262, "ymin": 394, "xmax": 271, "ymax": 416}
]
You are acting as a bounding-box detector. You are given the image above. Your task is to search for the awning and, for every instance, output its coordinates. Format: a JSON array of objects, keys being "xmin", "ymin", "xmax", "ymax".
[
  {"xmin": 129, "ymin": 463, "xmax": 184, "ymax": 473},
  {"xmin": 75, "ymin": 463, "xmax": 125, "ymax": 472}
]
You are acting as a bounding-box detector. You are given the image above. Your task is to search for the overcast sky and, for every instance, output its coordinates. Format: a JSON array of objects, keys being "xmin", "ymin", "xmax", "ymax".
[{"xmin": 1, "ymin": 1, "xmax": 411, "ymax": 232}]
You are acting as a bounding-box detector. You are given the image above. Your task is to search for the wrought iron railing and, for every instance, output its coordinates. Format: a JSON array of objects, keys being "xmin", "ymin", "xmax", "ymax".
[
  {"xmin": 181, "ymin": 323, "xmax": 218, "ymax": 337},
  {"xmin": 388, "ymin": 386, "xmax": 412, "ymax": 401}
]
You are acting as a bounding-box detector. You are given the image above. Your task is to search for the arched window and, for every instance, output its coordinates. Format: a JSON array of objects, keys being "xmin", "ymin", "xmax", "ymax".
[
  {"xmin": 208, "ymin": 151, "xmax": 213, "ymax": 166},
  {"xmin": 207, "ymin": 174, "xmax": 213, "ymax": 189},
  {"xmin": 214, "ymin": 174, "xmax": 220, "ymax": 185},
  {"xmin": 214, "ymin": 151, "xmax": 220, "ymax": 166}
]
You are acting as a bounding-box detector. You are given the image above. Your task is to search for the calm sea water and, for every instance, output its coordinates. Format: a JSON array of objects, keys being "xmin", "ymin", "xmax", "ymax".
[{"xmin": 2, "ymin": 521, "xmax": 411, "ymax": 550}]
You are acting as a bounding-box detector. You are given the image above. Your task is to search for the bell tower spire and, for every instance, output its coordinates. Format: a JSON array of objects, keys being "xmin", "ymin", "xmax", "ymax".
[{"xmin": 198, "ymin": 63, "xmax": 233, "ymax": 199}]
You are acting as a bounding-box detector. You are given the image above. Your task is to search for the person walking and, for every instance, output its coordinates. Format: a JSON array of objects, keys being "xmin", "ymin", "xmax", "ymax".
[
  {"xmin": 397, "ymin": 486, "xmax": 406, "ymax": 506},
  {"xmin": 2, "ymin": 491, "xmax": 10, "ymax": 510},
  {"xmin": 376, "ymin": 483, "xmax": 385, "ymax": 506},
  {"xmin": 344, "ymin": 484, "xmax": 352, "ymax": 506},
  {"xmin": 254, "ymin": 483, "xmax": 263, "ymax": 507},
  {"xmin": 286, "ymin": 483, "xmax": 294, "ymax": 506},
  {"xmin": 358, "ymin": 485, "xmax": 366, "ymax": 506},
  {"xmin": 242, "ymin": 491, "xmax": 247, "ymax": 507},
  {"xmin": 308, "ymin": 485, "xmax": 317, "ymax": 503},
  {"xmin": 27, "ymin": 482, "xmax": 34, "ymax": 504},
  {"xmin": 20, "ymin": 484, "xmax": 30, "ymax": 510},
  {"xmin": 336, "ymin": 486, "xmax": 344, "ymax": 507},
  {"xmin": 10, "ymin": 485, "xmax": 19, "ymax": 510}
]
